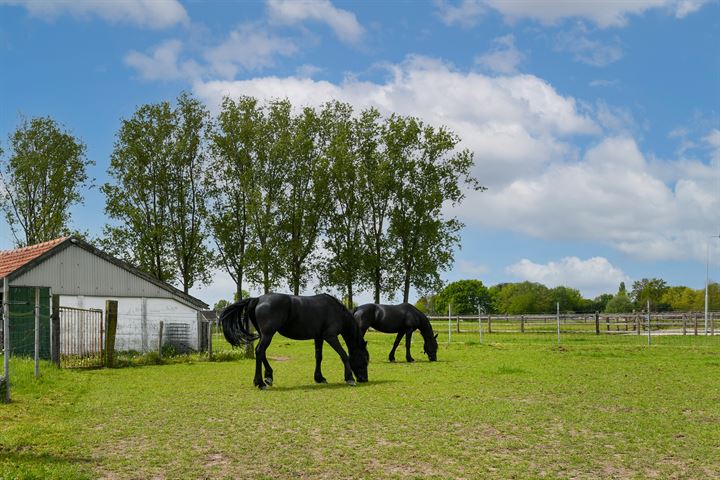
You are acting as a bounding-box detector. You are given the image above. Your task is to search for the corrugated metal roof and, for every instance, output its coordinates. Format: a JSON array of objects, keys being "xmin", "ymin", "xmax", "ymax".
[{"xmin": 0, "ymin": 237, "xmax": 68, "ymax": 278}]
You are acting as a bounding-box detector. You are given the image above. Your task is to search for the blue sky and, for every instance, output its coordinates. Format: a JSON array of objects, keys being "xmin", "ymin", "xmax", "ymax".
[{"xmin": 1, "ymin": 0, "xmax": 719, "ymax": 306}]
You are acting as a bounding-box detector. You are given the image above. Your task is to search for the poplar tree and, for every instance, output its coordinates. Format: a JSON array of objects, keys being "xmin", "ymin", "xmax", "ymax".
[{"xmin": 0, "ymin": 117, "xmax": 92, "ymax": 247}]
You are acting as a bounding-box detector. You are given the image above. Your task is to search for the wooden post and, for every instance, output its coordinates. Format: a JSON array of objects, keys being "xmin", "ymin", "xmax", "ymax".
[
  {"xmin": 2, "ymin": 277, "xmax": 10, "ymax": 403},
  {"xmin": 207, "ymin": 321, "xmax": 213, "ymax": 359},
  {"xmin": 636, "ymin": 313, "xmax": 641, "ymax": 335},
  {"xmin": 606, "ymin": 315, "xmax": 610, "ymax": 332},
  {"xmin": 457, "ymin": 315, "xmax": 460, "ymax": 334},
  {"xmin": 647, "ymin": 301, "xmax": 651, "ymax": 346},
  {"xmin": 711, "ymin": 313, "xmax": 715, "ymax": 336},
  {"xmin": 104, "ymin": 300, "xmax": 118, "ymax": 368},
  {"xmin": 694, "ymin": 313, "xmax": 698, "ymax": 336},
  {"xmin": 488, "ymin": 315, "xmax": 492, "ymax": 334},
  {"xmin": 34, "ymin": 287, "xmax": 40, "ymax": 378},
  {"xmin": 520, "ymin": 315, "xmax": 525, "ymax": 333},
  {"xmin": 158, "ymin": 321, "xmax": 164, "ymax": 359},
  {"xmin": 447, "ymin": 305, "xmax": 452, "ymax": 344},
  {"xmin": 682, "ymin": 314, "xmax": 687, "ymax": 336},
  {"xmin": 595, "ymin": 311, "xmax": 600, "ymax": 335},
  {"xmin": 51, "ymin": 295, "xmax": 60, "ymax": 367},
  {"xmin": 556, "ymin": 303, "xmax": 560, "ymax": 347}
]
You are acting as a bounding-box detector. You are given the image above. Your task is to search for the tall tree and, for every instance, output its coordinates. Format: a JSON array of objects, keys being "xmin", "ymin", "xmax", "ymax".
[
  {"xmin": 167, "ymin": 93, "xmax": 213, "ymax": 293},
  {"xmin": 280, "ymin": 106, "xmax": 331, "ymax": 295},
  {"xmin": 387, "ymin": 115, "xmax": 481, "ymax": 302},
  {"xmin": 245, "ymin": 99, "xmax": 290, "ymax": 293},
  {"xmin": 356, "ymin": 108, "xmax": 396, "ymax": 303},
  {"xmin": 321, "ymin": 101, "xmax": 367, "ymax": 307},
  {"xmin": 631, "ymin": 278, "xmax": 668, "ymax": 308},
  {"xmin": 434, "ymin": 279, "xmax": 492, "ymax": 315},
  {"xmin": 0, "ymin": 116, "xmax": 92, "ymax": 246},
  {"xmin": 102, "ymin": 101, "xmax": 176, "ymax": 283},
  {"xmin": 206, "ymin": 96, "xmax": 259, "ymax": 299}
]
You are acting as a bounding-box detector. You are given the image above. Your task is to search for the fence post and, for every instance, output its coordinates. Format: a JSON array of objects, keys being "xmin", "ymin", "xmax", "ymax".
[
  {"xmin": 488, "ymin": 315, "xmax": 492, "ymax": 334},
  {"xmin": 595, "ymin": 311, "xmax": 600, "ymax": 335},
  {"xmin": 207, "ymin": 321, "xmax": 213, "ymax": 359},
  {"xmin": 647, "ymin": 301, "xmax": 651, "ymax": 346},
  {"xmin": 521, "ymin": 315, "xmax": 525, "ymax": 333},
  {"xmin": 636, "ymin": 312, "xmax": 640, "ymax": 335},
  {"xmin": 51, "ymin": 295, "xmax": 60, "ymax": 367},
  {"xmin": 457, "ymin": 315, "xmax": 461, "ymax": 334},
  {"xmin": 556, "ymin": 302, "xmax": 560, "ymax": 347},
  {"xmin": 158, "ymin": 321, "xmax": 164, "ymax": 359},
  {"xmin": 682, "ymin": 314, "xmax": 687, "ymax": 336},
  {"xmin": 104, "ymin": 300, "xmax": 118, "ymax": 368},
  {"xmin": 694, "ymin": 313, "xmax": 698, "ymax": 336},
  {"xmin": 712, "ymin": 313, "xmax": 715, "ymax": 336},
  {"xmin": 2, "ymin": 277, "xmax": 10, "ymax": 403},
  {"xmin": 447, "ymin": 305, "xmax": 452, "ymax": 344},
  {"xmin": 34, "ymin": 287, "xmax": 40, "ymax": 378}
]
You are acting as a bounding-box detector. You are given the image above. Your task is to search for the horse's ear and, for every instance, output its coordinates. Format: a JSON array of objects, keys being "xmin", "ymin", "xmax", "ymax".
[{"xmin": 434, "ymin": 333, "xmax": 438, "ymax": 339}]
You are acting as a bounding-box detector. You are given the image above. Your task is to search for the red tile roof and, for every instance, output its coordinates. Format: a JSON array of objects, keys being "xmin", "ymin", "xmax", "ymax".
[{"xmin": 0, "ymin": 237, "xmax": 68, "ymax": 278}]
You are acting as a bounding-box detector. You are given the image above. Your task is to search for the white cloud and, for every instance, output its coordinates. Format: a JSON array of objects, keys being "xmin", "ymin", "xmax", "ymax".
[
  {"xmin": 124, "ymin": 39, "xmax": 200, "ymax": 81},
  {"xmin": 0, "ymin": 0, "xmax": 189, "ymax": 29},
  {"xmin": 266, "ymin": 0, "xmax": 364, "ymax": 44},
  {"xmin": 436, "ymin": 0, "xmax": 485, "ymax": 28},
  {"xmin": 436, "ymin": 0, "xmax": 711, "ymax": 28},
  {"xmin": 456, "ymin": 259, "xmax": 490, "ymax": 276},
  {"xmin": 475, "ymin": 34, "xmax": 525, "ymax": 74},
  {"xmin": 589, "ymin": 79, "xmax": 619, "ymax": 88},
  {"xmin": 555, "ymin": 23, "xmax": 623, "ymax": 67},
  {"xmin": 507, "ymin": 256, "xmax": 630, "ymax": 298},
  {"xmin": 193, "ymin": 55, "xmax": 598, "ymax": 185},
  {"xmin": 204, "ymin": 23, "xmax": 298, "ymax": 78}
]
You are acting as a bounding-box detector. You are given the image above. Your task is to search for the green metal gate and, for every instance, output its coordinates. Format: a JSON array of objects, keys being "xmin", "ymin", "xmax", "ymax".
[{"xmin": 8, "ymin": 286, "xmax": 51, "ymax": 359}]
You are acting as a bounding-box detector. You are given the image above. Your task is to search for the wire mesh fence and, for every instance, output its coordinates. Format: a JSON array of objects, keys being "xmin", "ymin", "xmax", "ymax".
[{"xmin": 59, "ymin": 306, "xmax": 104, "ymax": 368}]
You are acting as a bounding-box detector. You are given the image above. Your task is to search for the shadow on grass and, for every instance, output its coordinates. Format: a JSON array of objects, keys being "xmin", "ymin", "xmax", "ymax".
[
  {"xmin": 269, "ymin": 378, "xmax": 399, "ymax": 392},
  {"xmin": 0, "ymin": 449, "xmax": 92, "ymax": 479}
]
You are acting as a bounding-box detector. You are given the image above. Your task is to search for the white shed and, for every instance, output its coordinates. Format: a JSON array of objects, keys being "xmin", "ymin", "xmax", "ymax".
[{"xmin": 0, "ymin": 236, "xmax": 208, "ymax": 352}]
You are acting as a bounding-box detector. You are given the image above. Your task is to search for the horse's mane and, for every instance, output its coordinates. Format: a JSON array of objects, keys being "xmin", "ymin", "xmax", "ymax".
[{"xmin": 322, "ymin": 293, "xmax": 363, "ymax": 342}]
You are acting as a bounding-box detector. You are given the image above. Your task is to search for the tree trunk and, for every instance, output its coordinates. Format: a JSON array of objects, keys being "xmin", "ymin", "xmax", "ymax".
[
  {"xmin": 347, "ymin": 282, "xmax": 354, "ymax": 309},
  {"xmin": 374, "ymin": 267, "xmax": 381, "ymax": 304},
  {"xmin": 403, "ymin": 274, "xmax": 411, "ymax": 304}
]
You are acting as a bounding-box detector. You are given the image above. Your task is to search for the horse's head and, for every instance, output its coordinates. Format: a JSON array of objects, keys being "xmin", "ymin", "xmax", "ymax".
[
  {"xmin": 423, "ymin": 333, "xmax": 439, "ymax": 362},
  {"xmin": 349, "ymin": 339, "xmax": 369, "ymax": 383}
]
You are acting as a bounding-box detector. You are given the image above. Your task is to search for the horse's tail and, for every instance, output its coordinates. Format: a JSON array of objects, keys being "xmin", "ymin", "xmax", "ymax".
[{"xmin": 220, "ymin": 298, "xmax": 260, "ymax": 346}]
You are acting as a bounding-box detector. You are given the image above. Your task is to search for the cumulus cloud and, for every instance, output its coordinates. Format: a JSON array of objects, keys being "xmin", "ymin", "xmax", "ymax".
[
  {"xmin": 507, "ymin": 256, "xmax": 630, "ymax": 298},
  {"xmin": 0, "ymin": 0, "xmax": 189, "ymax": 29},
  {"xmin": 193, "ymin": 55, "xmax": 598, "ymax": 185},
  {"xmin": 475, "ymin": 34, "xmax": 525, "ymax": 74},
  {"xmin": 185, "ymin": 56, "xmax": 719, "ymax": 265},
  {"xmin": 266, "ymin": 0, "xmax": 364, "ymax": 44},
  {"xmin": 436, "ymin": 0, "xmax": 711, "ymax": 28}
]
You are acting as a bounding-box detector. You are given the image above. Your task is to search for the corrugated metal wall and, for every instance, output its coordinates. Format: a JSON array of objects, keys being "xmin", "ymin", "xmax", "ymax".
[{"xmin": 11, "ymin": 244, "xmax": 192, "ymax": 306}]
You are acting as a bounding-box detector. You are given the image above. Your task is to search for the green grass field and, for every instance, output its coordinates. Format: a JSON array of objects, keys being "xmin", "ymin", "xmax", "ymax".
[{"xmin": 2, "ymin": 332, "xmax": 719, "ymax": 479}]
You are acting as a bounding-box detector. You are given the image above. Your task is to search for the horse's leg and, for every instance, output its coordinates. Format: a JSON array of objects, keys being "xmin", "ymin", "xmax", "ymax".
[
  {"xmin": 325, "ymin": 335, "xmax": 355, "ymax": 385},
  {"xmin": 388, "ymin": 331, "xmax": 405, "ymax": 362},
  {"xmin": 314, "ymin": 338, "xmax": 327, "ymax": 384},
  {"xmin": 262, "ymin": 356, "xmax": 273, "ymax": 386},
  {"xmin": 405, "ymin": 329, "xmax": 415, "ymax": 362},
  {"xmin": 254, "ymin": 334, "xmax": 273, "ymax": 389}
]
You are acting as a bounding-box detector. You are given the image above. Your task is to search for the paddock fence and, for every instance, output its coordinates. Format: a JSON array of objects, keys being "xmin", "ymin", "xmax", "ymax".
[
  {"xmin": 427, "ymin": 311, "xmax": 718, "ymax": 336},
  {"xmin": 59, "ymin": 306, "xmax": 104, "ymax": 368}
]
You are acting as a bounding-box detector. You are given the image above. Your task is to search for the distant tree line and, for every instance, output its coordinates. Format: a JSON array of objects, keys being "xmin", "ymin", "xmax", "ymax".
[
  {"xmin": 417, "ymin": 278, "xmax": 720, "ymax": 315},
  {"xmin": 0, "ymin": 93, "xmax": 480, "ymax": 306}
]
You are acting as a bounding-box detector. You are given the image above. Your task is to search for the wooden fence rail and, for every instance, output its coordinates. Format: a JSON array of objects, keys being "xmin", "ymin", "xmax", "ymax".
[{"xmin": 427, "ymin": 312, "xmax": 718, "ymax": 336}]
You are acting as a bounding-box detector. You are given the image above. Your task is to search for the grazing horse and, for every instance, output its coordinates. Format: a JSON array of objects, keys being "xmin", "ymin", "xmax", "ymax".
[
  {"xmin": 353, "ymin": 303, "xmax": 438, "ymax": 362},
  {"xmin": 220, "ymin": 293, "xmax": 369, "ymax": 389}
]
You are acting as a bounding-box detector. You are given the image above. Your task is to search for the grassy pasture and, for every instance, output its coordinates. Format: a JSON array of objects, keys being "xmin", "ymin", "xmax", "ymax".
[{"xmin": 1, "ymin": 332, "xmax": 719, "ymax": 479}]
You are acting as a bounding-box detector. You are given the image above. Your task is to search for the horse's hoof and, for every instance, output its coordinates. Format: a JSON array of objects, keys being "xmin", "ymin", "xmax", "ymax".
[
  {"xmin": 258, "ymin": 384, "xmax": 268, "ymax": 390},
  {"xmin": 346, "ymin": 379, "xmax": 357, "ymax": 386},
  {"xmin": 264, "ymin": 377, "xmax": 273, "ymax": 386},
  {"xmin": 315, "ymin": 378, "xmax": 327, "ymax": 384},
  {"xmin": 407, "ymin": 358, "xmax": 415, "ymax": 363},
  {"xmin": 389, "ymin": 357, "xmax": 396, "ymax": 363}
]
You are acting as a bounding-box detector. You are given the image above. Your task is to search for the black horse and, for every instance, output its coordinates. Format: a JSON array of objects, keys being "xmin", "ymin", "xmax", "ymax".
[
  {"xmin": 353, "ymin": 303, "xmax": 438, "ymax": 362},
  {"xmin": 220, "ymin": 293, "xmax": 369, "ymax": 389}
]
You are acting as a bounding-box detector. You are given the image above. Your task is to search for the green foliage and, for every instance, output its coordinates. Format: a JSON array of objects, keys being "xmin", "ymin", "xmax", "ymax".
[
  {"xmin": 102, "ymin": 93, "xmax": 212, "ymax": 292},
  {"xmin": 434, "ymin": 279, "xmax": 492, "ymax": 315},
  {"xmin": 631, "ymin": 278, "xmax": 669, "ymax": 308},
  {"xmin": 604, "ymin": 293, "xmax": 634, "ymax": 313},
  {"xmin": 0, "ymin": 116, "xmax": 92, "ymax": 246},
  {"xmin": 415, "ymin": 295, "xmax": 437, "ymax": 315},
  {"xmin": 387, "ymin": 115, "xmax": 482, "ymax": 302},
  {"xmin": 492, "ymin": 281, "xmax": 552, "ymax": 314},
  {"xmin": 549, "ymin": 286, "xmax": 585, "ymax": 312}
]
